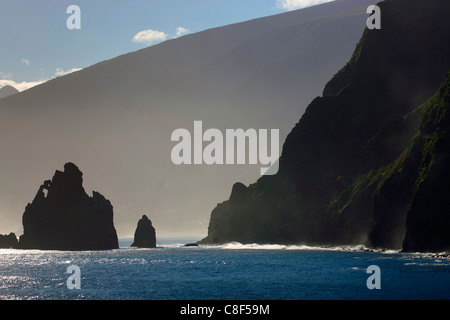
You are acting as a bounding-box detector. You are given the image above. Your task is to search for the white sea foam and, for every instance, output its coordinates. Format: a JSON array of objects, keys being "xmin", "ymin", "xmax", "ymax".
[
  {"xmin": 160, "ymin": 243, "xmax": 190, "ymax": 249},
  {"xmin": 201, "ymin": 242, "xmax": 391, "ymax": 252},
  {"xmin": 117, "ymin": 237, "xmax": 405, "ymax": 253}
]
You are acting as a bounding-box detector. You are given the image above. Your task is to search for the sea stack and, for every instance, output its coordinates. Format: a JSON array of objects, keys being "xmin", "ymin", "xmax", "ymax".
[
  {"xmin": 0, "ymin": 233, "xmax": 18, "ymax": 248},
  {"xmin": 17, "ymin": 162, "xmax": 119, "ymax": 250},
  {"xmin": 131, "ymin": 215, "xmax": 156, "ymax": 248}
]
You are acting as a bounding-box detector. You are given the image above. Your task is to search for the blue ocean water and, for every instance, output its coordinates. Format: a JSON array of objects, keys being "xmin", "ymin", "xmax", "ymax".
[{"xmin": 0, "ymin": 238, "xmax": 449, "ymax": 300}]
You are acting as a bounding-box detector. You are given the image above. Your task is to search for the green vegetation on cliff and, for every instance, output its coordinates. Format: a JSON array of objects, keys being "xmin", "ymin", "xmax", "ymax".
[{"xmin": 200, "ymin": 0, "xmax": 450, "ymax": 252}]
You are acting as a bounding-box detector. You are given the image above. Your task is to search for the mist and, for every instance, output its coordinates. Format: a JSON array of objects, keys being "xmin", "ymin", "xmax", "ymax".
[{"xmin": 0, "ymin": 0, "xmax": 374, "ymax": 237}]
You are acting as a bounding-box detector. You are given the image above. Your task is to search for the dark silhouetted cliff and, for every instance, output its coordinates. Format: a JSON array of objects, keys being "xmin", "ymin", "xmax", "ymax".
[
  {"xmin": 131, "ymin": 215, "xmax": 156, "ymax": 248},
  {"xmin": 17, "ymin": 163, "xmax": 119, "ymax": 250},
  {"xmin": 0, "ymin": 233, "xmax": 18, "ymax": 248},
  {"xmin": 200, "ymin": 0, "xmax": 450, "ymax": 252}
]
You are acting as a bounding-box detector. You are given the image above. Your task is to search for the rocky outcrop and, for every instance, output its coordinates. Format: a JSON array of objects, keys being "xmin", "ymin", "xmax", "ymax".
[
  {"xmin": 0, "ymin": 233, "xmax": 18, "ymax": 248},
  {"xmin": 17, "ymin": 163, "xmax": 119, "ymax": 250},
  {"xmin": 184, "ymin": 243, "xmax": 199, "ymax": 247},
  {"xmin": 131, "ymin": 215, "xmax": 156, "ymax": 248}
]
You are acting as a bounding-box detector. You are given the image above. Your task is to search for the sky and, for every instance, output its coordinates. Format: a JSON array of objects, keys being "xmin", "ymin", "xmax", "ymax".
[{"xmin": 0, "ymin": 0, "xmax": 334, "ymax": 91}]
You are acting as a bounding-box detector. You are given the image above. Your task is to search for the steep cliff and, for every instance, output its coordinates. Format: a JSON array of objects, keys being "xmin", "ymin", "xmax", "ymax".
[
  {"xmin": 200, "ymin": 0, "xmax": 450, "ymax": 252},
  {"xmin": 331, "ymin": 71, "xmax": 450, "ymax": 251},
  {"xmin": 401, "ymin": 71, "xmax": 450, "ymax": 252}
]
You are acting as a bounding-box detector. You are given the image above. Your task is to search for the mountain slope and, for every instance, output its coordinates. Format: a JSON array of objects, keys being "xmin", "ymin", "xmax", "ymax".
[
  {"xmin": 0, "ymin": 0, "xmax": 374, "ymax": 237},
  {"xmin": 200, "ymin": 0, "xmax": 450, "ymax": 252},
  {"xmin": 0, "ymin": 85, "xmax": 18, "ymax": 99}
]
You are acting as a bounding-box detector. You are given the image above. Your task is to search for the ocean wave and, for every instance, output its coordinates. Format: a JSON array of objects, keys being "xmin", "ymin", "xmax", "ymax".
[
  {"xmin": 159, "ymin": 243, "xmax": 191, "ymax": 249},
  {"xmin": 406, "ymin": 252, "xmax": 450, "ymax": 259},
  {"xmin": 201, "ymin": 242, "xmax": 397, "ymax": 253}
]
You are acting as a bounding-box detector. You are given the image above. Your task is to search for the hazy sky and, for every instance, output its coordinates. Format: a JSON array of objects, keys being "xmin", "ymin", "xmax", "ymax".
[{"xmin": 0, "ymin": 0, "xmax": 333, "ymax": 91}]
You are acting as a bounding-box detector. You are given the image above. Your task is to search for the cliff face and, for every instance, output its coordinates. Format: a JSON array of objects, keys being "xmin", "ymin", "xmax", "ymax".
[
  {"xmin": 131, "ymin": 215, "xmax": 156, "ymax": 248},
  {"xmin": 401, "ymin": 72, "xmax": 450, "ymax": 252},
  {"xmin": 200, "ymin": 0, "xmax": 450, "ymax": 252},
  {"xmin": 17, "ymin": 163, "xmax": 119, "ymax": 250},
  {"xmin": 331, "ymin": 71, "xmax": 450, "ymax": 251}
]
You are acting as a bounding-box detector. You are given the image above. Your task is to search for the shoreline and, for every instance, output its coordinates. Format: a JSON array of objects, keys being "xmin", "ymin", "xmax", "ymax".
[{"xmin": 2, "ymin": 239, "xmax": 448, "ymax": 257}]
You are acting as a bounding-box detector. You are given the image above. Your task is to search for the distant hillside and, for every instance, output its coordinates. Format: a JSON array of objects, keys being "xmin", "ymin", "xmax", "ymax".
[
  {"xmin": 200, "ymin": 0, "xmax": 450, "ymax": 252},
  {"xmin": 0, "ymin": 85, "xmax": 18, "ymax": 99},
  {"xmin": 0, "ymin": 0, "xmax": 375, "ymax": 237}
]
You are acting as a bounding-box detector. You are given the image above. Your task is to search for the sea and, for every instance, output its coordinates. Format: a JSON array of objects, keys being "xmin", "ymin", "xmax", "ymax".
[{"xmin": 0, "ymin": 237, "xmax": 449, "ymax": 300}]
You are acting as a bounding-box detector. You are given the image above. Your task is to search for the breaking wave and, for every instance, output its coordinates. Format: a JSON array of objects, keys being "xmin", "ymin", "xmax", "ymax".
[
  {"xmin": 119, "ymin": 238, "xmax": 405, "ymax": 254},
  {"xmin": 203, "ymin": 242, "xmax": 400, "ymax": 253}
]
